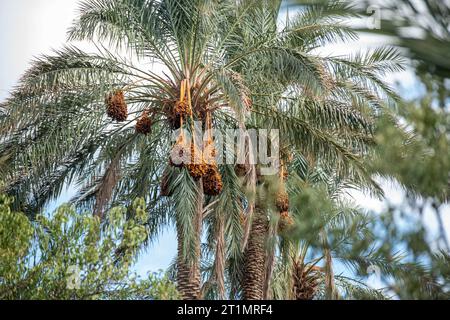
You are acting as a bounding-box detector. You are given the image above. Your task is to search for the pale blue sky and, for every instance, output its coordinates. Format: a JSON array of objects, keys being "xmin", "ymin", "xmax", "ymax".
[{"xmin": 1, "ymin": 0, "xmax": 448, "ymax": 284}]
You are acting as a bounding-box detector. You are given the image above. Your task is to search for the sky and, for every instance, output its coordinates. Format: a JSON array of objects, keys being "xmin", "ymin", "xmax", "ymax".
[
  {"xmin": 0, "ymin": 0, "xmax": 449, "ymax": 284},
  {"xmin": 0, "ymin": 1, "xmax": 77, "ymax": 100}
]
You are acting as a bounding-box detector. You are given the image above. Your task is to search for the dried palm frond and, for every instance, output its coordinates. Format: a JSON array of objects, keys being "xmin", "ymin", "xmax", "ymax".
[
  {"xmin": 93, "ymin": 155, "xmax": 121, "ymax": 218},
  {"xmin": 243, "ymin": 95, "xmax": 252, "ymax": 109},
  {"xmin": 160, "ymin": 166, "xmax": 173, "ymax": 197},
  {"xmin": 292, "ymin": 261, "xmax": 321, "ymax": 300},
  {"xmin": 239, "ymin": 212, "xmax": 247, "ymax": 227}
]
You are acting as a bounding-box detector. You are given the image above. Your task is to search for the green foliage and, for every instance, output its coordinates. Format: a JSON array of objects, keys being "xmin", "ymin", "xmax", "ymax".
[
  {"xmin": 270, "ymin": 173, "xmax": 389, "ymax": 300},
  {"xmin": 0, "ymin": 195, "xmax": 179, "ymax": 300},
  {"xmin": 360, "ymin": 0, "xmax": 450, "ymax": 202},
  {"xmin": 273, "ymin": 160, "xmax": 450, "ymax": 299},
  {"xmin": 345, "ymin": 0, "xmax": 450, "ymax": 299},
  {"xmin": 370, "ymin": 206, "xmax": 450, "ymax": 299},
  {"xmin": 370, "ymin": 99, "xmax": 450, "ymax": 201},
  {"xmin": 363, "ymin": 83, "xmax": 450, "ymax": 299}
]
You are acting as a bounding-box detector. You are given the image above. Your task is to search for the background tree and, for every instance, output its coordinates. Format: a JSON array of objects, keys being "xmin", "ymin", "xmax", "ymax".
[
  {"xmin": 351, "ymin": 0, "xmax": 450, "ymax": 298},
  {"xmin": 0, "ymin": 195, "xmax": 179, "ymax": 300}
]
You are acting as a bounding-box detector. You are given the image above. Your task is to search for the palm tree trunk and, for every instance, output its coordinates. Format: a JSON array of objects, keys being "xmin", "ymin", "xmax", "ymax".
[
  {"xmin": 263, "ymin": 223, "xmax": 277, "ymax": 299},
  {"xmin": 243, "ymin": 206, "xmax": 268, "ymax": 300},
  {"xmin": 176, "ymin": 180, "xmax": 204, "ymax": 300},
  {"xmin": 213, "ymin": 214, "xmax": 226, "ymax": 299}
]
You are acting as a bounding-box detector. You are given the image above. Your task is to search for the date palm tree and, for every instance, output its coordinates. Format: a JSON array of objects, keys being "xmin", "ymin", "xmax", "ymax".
[
  {"xmin": 198, "ymin": 0, "xmax": 403, "ymax": 300},
  {"xmin": 0, "ymin": 0, "xmax": 259, "ymax": 299},
  {"xmin": 0, "ymin": 0, "xmax": 402, "ymax": 300}
]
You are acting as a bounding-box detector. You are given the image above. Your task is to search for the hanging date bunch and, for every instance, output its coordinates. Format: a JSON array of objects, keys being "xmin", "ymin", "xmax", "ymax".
[
  {"xmin": 169, "ymin": 79, "xmax": 196, "ymax": 168},
  {"xmin": 276, "ymin": 191, "xmax": 289, "ymax": 212},
  {"xmin": 203, "ymin": 164, "xmax": 223, "ymax": 196},
  {"xmin": 235, "ymin": 164, "xmax": 248, "ymax": 177},
  {"xmin": 169, "ymin": 78, "xmax": 195, "ymax": 168},
  {"xmin": 136, "ymin": 110, "xmax": 152, "ymax": 135},
  {"xmin": 278, "ymin": 211, "xmax": 295, "ymax": 232},
  {"xmin": 166, "ymin": 104, "xmax": 182, "ymax": 129},
  {"xmin": 166, "ymin": 78, "xmax": 222, "ymax": 195},
  {"xmin": 165, "ymin": 79, "xmax": 193, "ymax": 129},
  {"xmin": 170, "ymin": 127, "xmax": 189, "ymax": 168},
  {"xmin": 106, "ymin": 89, "xmax": 128, "ymax": 122},
  {"xmin": 186, "ymin": 141, "xmax": 209, "ymax": 180},
  {"xmin": 174, "ymin": 79, "xmax": 193, "ymax": 118},
  {"xmin": 202, "ymin": 114, "xmax": 223, "ymax": 196},
  {"xmin": 277, "ymin": 165, "xmax": 294, "ymax": 232},
  {"xmin": 276, "ymin": 165, "xmax": 289, "ymax": 212}
]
